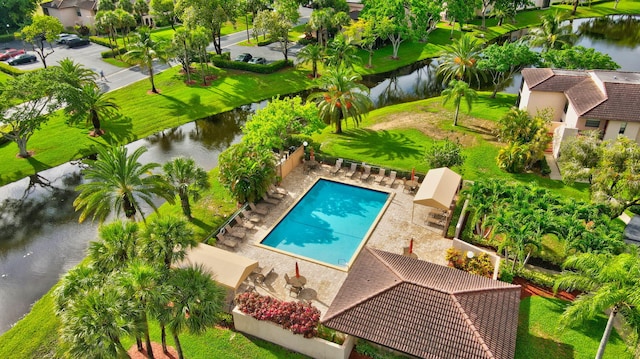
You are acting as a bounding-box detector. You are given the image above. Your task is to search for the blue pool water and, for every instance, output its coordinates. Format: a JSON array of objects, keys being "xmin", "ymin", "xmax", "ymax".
[{"xmin": 260, "ymin": 179, "xmax": 390, "ymax": 267}]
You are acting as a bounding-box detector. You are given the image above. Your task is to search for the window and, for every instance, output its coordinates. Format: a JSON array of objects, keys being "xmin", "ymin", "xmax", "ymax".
[
  {"xmin": 585, "ymin": 119, "xmax": 601, "ymax": 128},
  {"xmin": 76, "ymin": 9, "xmax": 82, "ymax": 17},
  {"xmin": 563, "ymin": 101, "xmax": 569, "ymax": 114},
  {"xmin": 619, "ymin": 122, "xmax": 627, "ymax": 134}
]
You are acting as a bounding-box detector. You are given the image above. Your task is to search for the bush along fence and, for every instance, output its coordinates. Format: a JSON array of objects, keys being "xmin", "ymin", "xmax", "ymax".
[
  {"xmin": 233, "ymin": 292, "xmax": 355, "ymax": 359},
  {"xmin": 210, "ymin": 54, "xmax": 293, "ymax": 74}
]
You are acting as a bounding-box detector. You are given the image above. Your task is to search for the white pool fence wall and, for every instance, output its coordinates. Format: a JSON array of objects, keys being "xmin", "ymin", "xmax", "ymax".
[
  {"xmin": 232, "ymin": 307, "xmax": 355, "ymax": 359},
  {"xmin": 452, "ymin": 238, "xmax": 501, "ymax": 280}
]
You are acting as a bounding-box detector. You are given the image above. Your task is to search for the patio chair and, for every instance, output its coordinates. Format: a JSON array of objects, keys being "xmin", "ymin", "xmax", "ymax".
[
  {"xmin": 234, "ymin": 216, "xmax": 255, "ymax": 230},
  {"xmin": 266, "ymin": 187, "xmax": 285, "ymax": 200},
  {"xmin": 373, "ymin": 168, "xmax": 386, "ymax": 184},
  {"xmin": 384, "ymin": 171, "xmax": 397, "ymax": 187},
  {"xmin": 345, "ymin": 163, "xmax": 357, "ymax": 178},
  {"xmin": 284, "ymin": 273, "xmax": 293, "ymax": 288},
  {"xmin": 242, "ymin": 209, "xmax": 261, "ymax": 223},
  {"xmin": 360, "ymin": 165, "xmax": 372, "ymax": 181},
  {"xmin": 216, "ymin": 233, "xmax": 238, "ymax": 249},
  {"xmin": 249, "ymin": 202, "xmax": 269, "ymax": 215},
  {"xmin": 270, "ymin": 184, "xmax": 287, "ymax": 195},
  {"xmin": 330, "ymin": 158, "xmax": 343, "ymax": 176},
  {"xmin": 224, "ymin": 224, "xmax": 246, "ymax": 240},
  {"xmin": 262, "ymin": 194, "xmax": 280, "ymax": 205}
]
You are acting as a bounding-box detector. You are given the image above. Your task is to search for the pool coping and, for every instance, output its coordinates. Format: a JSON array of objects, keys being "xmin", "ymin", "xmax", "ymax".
[{"xmin": 253, "ymin": 176, "xmax": 395, "ymax": 272}]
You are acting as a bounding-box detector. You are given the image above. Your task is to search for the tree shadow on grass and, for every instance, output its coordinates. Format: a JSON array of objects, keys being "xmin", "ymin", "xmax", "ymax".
[
  {"xmin": 100, "ymin": 113, "xmax": 135, "ymax": 146},
  {"xmin": 336, "ymin": 129, "xmax": 423, "ymax": 161},
  {"xmin": 516, "ymin": 297, "xmax": 575, "ymax": 359},
  {"xmin": 160, "ymin": 93, "xmax": 218, "ymax": 120}
]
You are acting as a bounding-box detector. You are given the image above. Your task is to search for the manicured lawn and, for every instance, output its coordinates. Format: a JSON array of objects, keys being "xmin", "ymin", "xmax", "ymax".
[
  {"xmin": 0, "ymin": 71, "xmax": 12, "ymax": 83},
  {"xmin": 516, "ymin": 296, "xmax": 631, "ymax": 359},
  {"xmin": 313, "ymin": 93, "xmax": 590, "ymax": 200}
]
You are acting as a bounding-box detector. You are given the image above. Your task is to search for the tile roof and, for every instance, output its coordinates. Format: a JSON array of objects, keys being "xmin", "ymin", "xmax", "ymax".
[
  {"xmin": 41, "ymin": 0, "xmax": 96, "ymax": 10},
  {"xmin": 322, "ymin": 248, "xmax": 521, "ymax": 359},
  {"xmin": 521, "ymin": 68, "xmax": 640, "ymax": 122}
]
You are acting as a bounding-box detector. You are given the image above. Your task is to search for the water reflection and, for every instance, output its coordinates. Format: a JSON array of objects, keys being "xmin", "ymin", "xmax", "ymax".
[{"xmin": 578, "ymin": 15, "xmax": 640, "ymax": 48}]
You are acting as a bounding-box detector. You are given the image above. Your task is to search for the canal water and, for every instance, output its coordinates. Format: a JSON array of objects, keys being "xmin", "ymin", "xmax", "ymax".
[{"xmin": 0, "ymin": 15, "xmax": 638, "ymax": 334}]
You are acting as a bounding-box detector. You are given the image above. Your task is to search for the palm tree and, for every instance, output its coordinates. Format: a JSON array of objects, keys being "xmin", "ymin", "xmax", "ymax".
[
  {"xmin": 119, "ymin": 260, "xmax": 168, "ymax": 359},
  {"xmin": 73, "ymin": 145, "xmax": 174, "ymax": 223},
  {"xmin": 307, "ymin": 66, "xmax": 372, "ymax": 134},
  {"xmin": 441, "ymin": 80, "xmax": 477, "ymax": 126},
  {"xmin": 57, "ymin": 58, "xmax": 97, "ymax": 88},
  {"xmin": 167, "ymin": 265, "xmax": 226, "ymax": 359},
  {"xmin": 325, "ymin": 36, "xmax": 360, "ymax": 70},
  {"xmin": 64, "ymin": 83, "xmax": 119, "ymax": 136},
  {"xmin": 437, "ymin": 34, "xmax": 484, "ymax": 85},
  {"xmin": 125, "ymin": 27, "xmax": 168, "ymax": 93},
  {"xmin": 527, "ymin": 11, "xmax": 577, "ymax": 51},
  {"xmin": 555, "ymin": 251, "xmax": 640, "ymax": 359},
  {"xmin": 309, "ymin": 8, "xmax": 333, "ymax": 47},
  {"xmin": 89, "ymin": 220, "xmax": 140, "ymax": 273},
  {"xmin": 163, "ymin": 157, "xmax": 209, "ymax": 219},
  {"xmin": 140, "ymin": 215, "xmax": 197, "ymax": 270},
  {"xmin": 297, "ymin": 44, "xmax": 324, "ymax": 79}
]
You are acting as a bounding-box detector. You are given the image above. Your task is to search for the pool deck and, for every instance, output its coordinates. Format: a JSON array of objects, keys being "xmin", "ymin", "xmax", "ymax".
[{"xmin": 225, "ymin": 164, "xmax": 453, "ymax": 316}]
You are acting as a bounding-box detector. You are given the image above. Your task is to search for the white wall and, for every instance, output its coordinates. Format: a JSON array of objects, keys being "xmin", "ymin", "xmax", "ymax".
[
  {"xmin": 521, "ymin": 89, "xmax": 566, "ymax": 122},
  {"xmin": 603, "ymin": 121, "xmax": 640, "ymax": 142}
]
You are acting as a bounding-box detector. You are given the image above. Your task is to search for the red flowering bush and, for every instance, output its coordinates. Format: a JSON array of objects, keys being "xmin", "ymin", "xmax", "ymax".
[{"xmin": 235, "ymin": 292, "xmax": 321, "ymax": 338}]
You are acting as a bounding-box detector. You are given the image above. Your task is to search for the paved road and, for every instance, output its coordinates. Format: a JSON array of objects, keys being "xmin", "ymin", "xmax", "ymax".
[{"xmin": 2, "ymin": 6, "xmax": 312, "ymax": 93}]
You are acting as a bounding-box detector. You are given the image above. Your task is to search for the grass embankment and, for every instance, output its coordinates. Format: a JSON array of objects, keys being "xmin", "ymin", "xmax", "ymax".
[
  {"xmin": 516, "ymin": 296, "xmax": 631, "ymax": 359},
  {"xmin": 313, "ymin": 92, "xmax": 589, "ymax": 200}
]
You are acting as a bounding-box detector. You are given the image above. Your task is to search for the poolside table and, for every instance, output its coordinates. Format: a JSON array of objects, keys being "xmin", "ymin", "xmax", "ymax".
[
  {"xmin": 405, "ymin": 180, "xmax": 419, "ymax": 193},
  {"xmin": 289, "ymin": 275, "xmax": 307, "ymax": 289}
]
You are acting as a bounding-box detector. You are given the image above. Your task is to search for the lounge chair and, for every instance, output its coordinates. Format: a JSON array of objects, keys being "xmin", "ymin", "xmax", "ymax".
[
  {"xmin": 262, "ymin": 194, "xmax": 280, "ymax": 205},
  {"xmin": 345, "ymin": 163, "xmax": 357, "ymax": 178},
  {"xmin": 224, "ymin": 224, "xmax": 246, "ymax": 240},
  {"xmin": 384, "ymin": 171, "xmax": 397, "ymax": 187},
  {"xmin": 242, "ymin": 209, "xmax": 261, "ymax": 223},
  {"xmin": 330, "ymin": 158, "xmax": 343, "ymax": 176},
  {"xmin": 270, "ymin": 184, "xmax": 287, "ymax": 195},
  {"xmin": 360, "ymin": 165, "xmax": 372, "ymax": 181},
  {"xmin": 216, "ymin": 233, "xmax": 238, "ymax": 249},
  {"xmin": 373, "ymin": 168, "xmax": 386, "ymax": 184},
  {"xmin": 234, "ymin": 216, "xmax": 255, "ymax": 230},
  {"xmin": 267, "ymin": 187, "xmax": 285, "ymax": 200},
  {"xmin": 249, "ymin": 202, "xmax": 269, "ymax": 215}
]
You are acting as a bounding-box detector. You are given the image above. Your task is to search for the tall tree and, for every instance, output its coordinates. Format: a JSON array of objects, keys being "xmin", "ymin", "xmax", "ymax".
[
  {"xmin": 324, "ymin": 35, "xmax": 359, "ymax": 69},
  {"xmin": 307, "ymin": 66, "xmax": 372, "ymax": 134},
  {"xmin": 446, "ymin": 0, "xmax": 481, "ymax": 35},
  {"xmin": 96, "ymin": 10, "xmax": 121, "ymax": 58},
  {"xmin": 309, "ymin": 7, "xmax": 334, "ymax": 47},
  {"xmin": 63, "ymin": 83, "xmax": 120, "ymax": 136},
  {"xmin": 190, "ymin": 25, "xmax": 212, "ymax": 85},
  {"xmin": 343, "ymin": 18, "xmax": 378, "ymax": 68},
  {"xmin": 297, "ymin": 43, "xmax": 324, "ymax": 78},
  {"xmin": 554, "ymin": 252, "xmax": 640, "ymax": 359},
  {"xmin": 57, "ymin": 58, "xmax": 98, "ymax": 88},
  {"xmin": 134, "ymin": 0, "xmax": 150, "ymax": 25},
  {"xmin": 541, "ymin": 46, "xmax": 620, "ymax": 70},
  {"xmin": 176, "ymin": 0, "xmax": 238, "ymax": 55},
  {"xmin": 527, "ymin": 11, "xmax": 577, "ymax": 51},
  {"xmin": 495, "ymin": 108, "xmax": 551, "ymax": 173},
  {"xmin": 441, "ymin": 79, "xmax": 477, "ymax": 126},
  {"xmin": 559, "ymin": 132, "xmax": 640, "ymax": 218},
  {"xmin": 163, "ymin": 157, "xmax": 210, "ymax": 219},
  {"xmin": 150, "ymin": 0, "xmax": 179, "ymax": 30},
  {"xmin": 89, "ymin": 220, "xmax": 140, "ymax": 273},
  {"xmin": 115, "ymin": 8, "xmax": 136, "ymax": 48},
  {"xmin": 409, "ymin": 0, "xmax": 442, "ymax": 42},
  {"xmin": 73, "ymin": 145, "xmax": 174, "ymax": 223},
  {"xmin": 169, "ymin": 28, "xmax": 194, "ymax": 83},
  {"xmin": 20, "ymin": 15, "xmax": 64, "ymax": 68},
  {"xmin": 1, "ymin": 0, "xmax": 39, "ymax": 30},
  {"xmin": 166, "ymin": 266, "xmax": 227, "ymax": 359},
  {"xmin": 125, "ymin": 27, "xmax": 168, "ymax": 93},
  {"xmin": 477, "ymin": 42, "xmax": 540, "ymax": 98},
  {"xmin": 0, "ymin": 68, "xmax": 61, "ymax": 158},
  {"xmin": 361, "ymin": 0, "xmax": 410, "ymax": 59},
  {"xmin": 493, "ymin": 0, "xmax": 532, "ymax": 25},
  {"xmin": 437, "ymin": 34, "xmax": 484, "ymax": 86},
  {"xmin": 252, "ymin": 0, "xmax": 299, "ymax": 61}
]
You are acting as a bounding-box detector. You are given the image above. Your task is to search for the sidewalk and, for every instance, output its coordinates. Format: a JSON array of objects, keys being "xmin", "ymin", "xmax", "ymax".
[{"xmin": 545, "ymin": 153, "xmax": 562, "ymax": 181}]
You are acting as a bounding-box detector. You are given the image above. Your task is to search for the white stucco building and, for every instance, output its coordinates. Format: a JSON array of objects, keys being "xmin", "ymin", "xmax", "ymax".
[{"xmin": 519, "ymin": 68, "xmax": 640, "ymax": 157}]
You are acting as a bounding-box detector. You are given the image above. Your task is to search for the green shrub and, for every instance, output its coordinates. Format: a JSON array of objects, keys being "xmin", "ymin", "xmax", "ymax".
[
  {"xmin": 257, "ymin": 39, "xmax": 274, "ymax": 46},
  {"xmin": 298, "ymin": 37, "xmax": 316, "ymax": 46},
  {"xmin": 538, "ymin": 158, "xmax": 551, "ymax": 176},
  {"xmin": 210, "ymin": 57, "xmax": 293, "ymax": 74},
  {"xmin": 499, "ymin": 261, "xmax": 515, "ymax": 283},
  {"xmin": 101, "ymin": 47, "xmax": 127, "ymax": 58},
  {"xmin": 518, "ymin": 267, "xmax": 557, "ymax": 289},
  {"xmin": 89, "ymin": 36, "xmax": 115, "ymax": 48},
  {"xmin": 0, "ymin": 62, "xmax": 27, "ymax": 76}
]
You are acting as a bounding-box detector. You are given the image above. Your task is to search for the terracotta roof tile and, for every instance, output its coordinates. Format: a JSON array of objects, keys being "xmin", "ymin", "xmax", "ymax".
[
  {"xmin": 583, "ymin": 83, "xmax": 640, "ymax": 121},
  {"xmin": 565, "ymin": 78, "xmax": 606, "ymax": 116},
  {"xmin": 322, "ymin": 248, "xmax": 520, "ymax": 359},
  {"xmin": 521, "ymin": 68, "xmax": 554, "ymax": 88}
]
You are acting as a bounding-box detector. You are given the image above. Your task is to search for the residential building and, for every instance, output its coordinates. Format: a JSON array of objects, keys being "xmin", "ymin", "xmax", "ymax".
[
  {"xmin": 519, "ymin": 68, "xmax": 640, "ymax": 157},
  {"xmin": 41, "ymin": 0, "xmax": 98, "ymax": 28}
]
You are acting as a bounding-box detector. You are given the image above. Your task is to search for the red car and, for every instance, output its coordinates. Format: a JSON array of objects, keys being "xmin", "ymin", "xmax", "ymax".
[{"xmin": 0, "ymin": 49, "xmax": 25, "ymax": 61}]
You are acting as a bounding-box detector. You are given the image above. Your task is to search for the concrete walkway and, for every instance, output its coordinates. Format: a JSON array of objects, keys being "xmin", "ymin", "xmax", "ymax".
[{"xmin": 545, "ymin": 153, "xmax": 562, "ymax": 181}]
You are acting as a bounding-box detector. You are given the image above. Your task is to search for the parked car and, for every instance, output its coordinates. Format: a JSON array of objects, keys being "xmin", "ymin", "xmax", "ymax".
[
  {"xmin": 248, "ymin": 57, "xmax": 267, "ymax": 65},
  {"xmin": 7, "ymin": 53, "xmax": 37, "ymax": 65},
  {"xmin": 0, "ymin": 49, "xmax": 25, "ymax": 61},
  {"xmin": 234, "ymin": 53, "xmax": 253, "ymax": 62},
  {"xmin": 66, "ymin": 38, "xmax": 90, "ymax": 48},
  {"xmin": 57, "ymin": 34, "xmax": 79, "ymax": 44}
]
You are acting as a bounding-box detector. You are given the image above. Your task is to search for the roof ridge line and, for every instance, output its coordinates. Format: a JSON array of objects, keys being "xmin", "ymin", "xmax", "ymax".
[
  {"xmin": 452, "ymin": 285, "xmax": 521, "ymax": 296},
  {"xmin": 451, "ymin": 294, "xmax": 495, "ymax": 359}
]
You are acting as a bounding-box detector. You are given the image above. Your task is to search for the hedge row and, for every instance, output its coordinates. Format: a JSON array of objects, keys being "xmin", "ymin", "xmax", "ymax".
[
  {"xmin": 89, "ymin": 36, "xmax": 114, "ymax": 48},
  {"xmin": 210, "ymin": 56, "xmax": 293, "ymax": 74},
  {"xmin": 101, "ymin": 47, "xmax": 127, "ymax": 58},
  {"xmin": 0, "ymin": 62, "xmax": 27, "ymax": 76}
]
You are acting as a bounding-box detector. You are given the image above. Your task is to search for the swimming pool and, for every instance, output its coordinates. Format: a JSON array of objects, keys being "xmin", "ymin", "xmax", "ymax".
[{"xmin": 259, "ymin": 178, "xmax": 392, "ymax": 269}]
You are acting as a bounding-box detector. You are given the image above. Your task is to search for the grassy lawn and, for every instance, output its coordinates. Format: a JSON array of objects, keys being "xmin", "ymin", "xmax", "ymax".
[
  {"xmin": 0, "ymin": 71, "xmax": 12, "ymax": 84},
  {"xmin": 313, "ymin": 93, "xmax": 590, "ymax": 200},
  {"xmin": 517, "ymin": 296, "xmax": 631, "ymax": 359}
]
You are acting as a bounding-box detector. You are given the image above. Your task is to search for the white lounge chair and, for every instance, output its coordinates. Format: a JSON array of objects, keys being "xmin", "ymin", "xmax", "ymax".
[
  {"xmin": 267, "ymin": 187, "xmax": 285, "ymax": 200},
  {"xmin": 360, "ymin": 165, "xmax": 371, "ymax": 181},
  {"xmin": 262, "ymin": 194, "xmax": 280, "ymax": 205},
  {"xmin": 345, "ymin": 163, "xmax": 357, "ymax": 178},
  {"xmin": 242, "ymin": 209, "xmax": 261, "ymax": 223},
  {"xmin": 234, "ymin": 216, "xmax": 255, "ymax": 230},
  {"xmin": 225, "ymin": 224, "xmax": 246, "ymax": 239},
  {"xmin": 373, "ymin": 168, "xmax": 386, "ymax": 184},
  {"xmin": 269, "ymin": 184, "xmax": 287, "ymax": 196},
  {"xmin": 216, "ymin": 233, "xmax": 238, "ymax": 249},
  {"xmin": 385, "ymin": 171, "xmax": 397, "ymax": 187},
  {"xmin": 330, "ymin": 158, "xmax": 343, "ymax": 176},
  {"xmin": 249, "ymin": 202, "xmax": 269, "ymax": 215}
]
